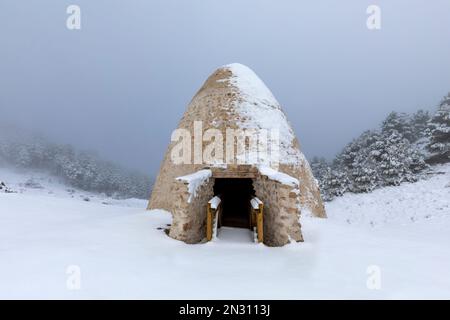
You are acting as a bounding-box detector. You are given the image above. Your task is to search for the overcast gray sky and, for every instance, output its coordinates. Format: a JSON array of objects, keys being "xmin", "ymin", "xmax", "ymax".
[{"xmin": 1, "ymin": 0, "xmax": 450, "ymax": 175}]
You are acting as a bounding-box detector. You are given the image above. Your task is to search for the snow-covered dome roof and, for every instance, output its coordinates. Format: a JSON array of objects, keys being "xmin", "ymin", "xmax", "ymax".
[{"xmin": 191, "ymin": 62, "xmax": 304, "ymax": 166}]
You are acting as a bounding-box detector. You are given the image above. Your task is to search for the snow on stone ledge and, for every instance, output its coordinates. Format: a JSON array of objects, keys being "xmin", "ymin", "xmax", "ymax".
[
  {"xmin": 208, "ymin": 196, "xmax": 221, "ymax": 209},
  {"xmin": 176, "ymin": 169, "xmax": 212, "ymax": 203},
  {"xmin": 258, "ymin": 166, "xmax": 299, "ymax": 187},
  {"xmin": 250, "ymin": 197, "xmax": 263, "ymax": 209}
]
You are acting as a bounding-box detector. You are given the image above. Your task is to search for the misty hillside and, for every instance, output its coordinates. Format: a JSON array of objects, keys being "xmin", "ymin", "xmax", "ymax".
[
  {"xmin": 0, "ymin": 126, "xmax": 152, "ymax": 199},
  {"xmin": 312, "ymin": 93, "xmax": 450, "ymax": 201}
]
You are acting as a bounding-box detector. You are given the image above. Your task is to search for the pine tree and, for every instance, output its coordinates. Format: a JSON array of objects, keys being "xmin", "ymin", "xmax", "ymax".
[
  {"xmin": 410, "ymin": 110, "xmax": 430, "ymax": 141},
  {"xmin": 382, "ymin": 111, "xmax": 415, "ymax": 142},
  {"xmin": 334, "ymin": 131, "xmax": 376, "ymax": 170},
  {"xmin": 408, "ymin": 148, "xmax": 427, "ymax": 174},
  {"xmin": 310, "ymin": 157, "xmax": 329, "ymax": 183},
  {"xmin": 426, "ymin": 94, "xmax": 450, "ymax": 164},
  {"xmin": 348, "ymin": 161, "xmax": 379, "ymax": 193},
  {"xmin": 319, "ymin": 167, "xmax": 349, "ymax": 201},
  {"xmin": 310, "ymin": 157, "xmax": 348, "ymax": 201}
]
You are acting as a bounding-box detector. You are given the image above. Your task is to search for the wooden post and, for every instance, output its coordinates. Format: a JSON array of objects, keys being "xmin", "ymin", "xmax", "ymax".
[
  {"xmin": 257, "ymin": 203, "xmax": 264, "ymax": 243},
  {"xmin": 206, "ymin": 203, "xmax": 213, "ymax": 241},
  {"xmin": 250, "ymin": 210, "xmax": 255, "ymax": 229}
]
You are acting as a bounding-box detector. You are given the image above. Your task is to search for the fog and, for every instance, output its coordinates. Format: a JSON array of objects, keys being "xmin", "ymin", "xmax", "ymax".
[{"xmin": 1, "ymin": 0, "xmax": 450, "ymax": 175}]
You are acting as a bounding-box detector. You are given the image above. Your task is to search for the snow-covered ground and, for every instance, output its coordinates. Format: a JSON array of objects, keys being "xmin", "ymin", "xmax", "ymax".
[
  {"xmin": 0, "ymin": 165, "xmax": 449, "ymax": 299},
  {"xmin": 326, "ymin": 164, "xmax": 450, "ymax": 226}
]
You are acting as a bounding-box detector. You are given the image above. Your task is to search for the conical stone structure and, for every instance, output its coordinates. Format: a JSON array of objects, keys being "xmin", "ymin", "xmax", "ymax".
[{"xmin": 148, "ymin": 63, "xmax": 326, "ymax": 246}]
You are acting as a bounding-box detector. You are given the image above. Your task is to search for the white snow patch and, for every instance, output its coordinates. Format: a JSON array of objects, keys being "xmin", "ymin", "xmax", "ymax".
[
  {"xmin": 250, "ymin": 197, "xmax": 263, "ymax": 210},
  {"xmin": 208, "ymin": 196, "xmax": 221, "ymax": 209},
  {"xmin": 176, "ymin": 169, "xmax": 212, "ymax": 203},
  {"xmin": 220, "ymin": 63, "xmax": 306, "ymax": 167},
  {"xmin": 326, "ymin": 163, "xmax": 450, "ymax": 227},
  {"xmin": 258, "ymin": 166, "xmax": 299, "ymax": 187},
  {"xmin": 0, "ymin": 166, "xmax": 145, "ymax": 207}
]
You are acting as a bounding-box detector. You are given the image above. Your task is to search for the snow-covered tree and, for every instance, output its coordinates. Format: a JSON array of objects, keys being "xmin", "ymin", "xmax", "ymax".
[
  {"xmin": 310, "ymin": 157, "xmax": 329, "ymax": 182},
  {"xmin": 371, "ymin": 131, "xmax": 417, "ymax": 185},
  {"xmin": 0, "ymin": 130, "xmax": 152, "ymax": 199},
  {"xmin": 410, "ymin": 110, "xmax": 430, "ymax": 141},
  {"xmin": 319, "ymin": 168, "xmax": 349, "ymax": 201},
  {"xmin": 382, "ymin": 112, "xmax": 415, "ymax": 142},
  {"xmin": 348, "ymin": 164, "xmax": 379, "ymax": 193},
  {"xmin": 310, "ymin": 157, "xmax": 349, "ymax": 201},
  {"xmin": 318, "ymin": 126, "xmax": 428, "ymax": 199},
  {"xmin": 426, "ymin": 94, "xmax": 450, "ymax": 164}
]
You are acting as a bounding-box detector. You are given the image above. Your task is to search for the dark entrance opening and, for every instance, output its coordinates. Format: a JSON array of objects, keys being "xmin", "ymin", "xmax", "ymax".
[{"xmin": 213, "ymin": 178, "xmax": 255, "ymax": 228}]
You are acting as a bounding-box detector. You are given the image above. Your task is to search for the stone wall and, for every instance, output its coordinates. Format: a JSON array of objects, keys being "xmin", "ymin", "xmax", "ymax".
[
  {"xmin": 168, "ymin": 176, "xmax": 214, "ymax": 244},
  {"xmin": 253, "ymin": 175, "xmax": 303, "ymax": 247},
  {"xmin": 169, "ymin": 170, "xmax": 303, "ymax": 246}
]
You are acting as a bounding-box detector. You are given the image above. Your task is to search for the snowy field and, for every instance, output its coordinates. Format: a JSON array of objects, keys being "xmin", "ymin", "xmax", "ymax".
[{"xmin": 0, "ymin": 165, "xmax": 449, "ymax": 299}]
